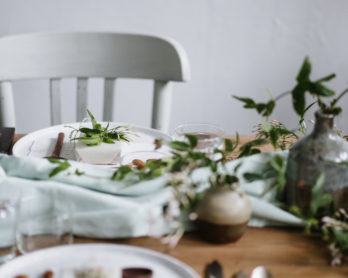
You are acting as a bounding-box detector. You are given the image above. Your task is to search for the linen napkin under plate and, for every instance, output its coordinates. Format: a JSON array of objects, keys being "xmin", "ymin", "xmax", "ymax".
[{"xmin": 0, "ymin": 152, "xmax": 303, "ymax": 238}]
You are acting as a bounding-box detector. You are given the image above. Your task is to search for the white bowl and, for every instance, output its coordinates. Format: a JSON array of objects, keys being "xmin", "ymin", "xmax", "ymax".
[{"xmin": 74, "ymin": 141, "xmax": 126, "ymax": 165}]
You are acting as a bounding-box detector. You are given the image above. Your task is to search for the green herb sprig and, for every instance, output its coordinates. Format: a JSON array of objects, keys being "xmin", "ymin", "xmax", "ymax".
[{"xmin": 69, "ymin": 110, "xmax": 133, "ymax": 146}]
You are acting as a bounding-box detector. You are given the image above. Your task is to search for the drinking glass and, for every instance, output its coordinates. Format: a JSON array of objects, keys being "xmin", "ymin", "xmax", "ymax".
[
  {"xmin": 173, "ymin": 123, "xmax": 225, "ymax": 154},
  {"xmin": 16, "ymin": 194, "xmax": 73, "ymax": 254},
  {"xmin": 0, "ymin": 191, "xmax": 18, "ymax": 264},
  {"xmin": 0, "ymin": 184, "xmax": 21, "ymax": 264}
]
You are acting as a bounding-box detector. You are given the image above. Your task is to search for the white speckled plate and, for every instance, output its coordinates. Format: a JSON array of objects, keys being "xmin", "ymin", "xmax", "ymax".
[
  {"xmin": 0, "ymin": 244, "xmax": 199, "ymax": 278},
  {"xmin": 12, "ymin": 122, "xmax": 171, "ymax": 165}
]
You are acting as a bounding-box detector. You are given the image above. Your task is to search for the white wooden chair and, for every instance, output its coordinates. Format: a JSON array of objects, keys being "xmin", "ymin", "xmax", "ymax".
[{"xmin": 0, "ymin": 32, "xmax": 190, "ymax": 132}]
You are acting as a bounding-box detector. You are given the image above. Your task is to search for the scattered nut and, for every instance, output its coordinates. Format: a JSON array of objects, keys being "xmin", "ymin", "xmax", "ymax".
[
  {"xmin": 132, "ymin": 159, "xmax": 146, "ymax": 170},
  {"xmin": 15, "ymin": 275, "xmax": 29, "ymax": 278},
  {"xmin": 43, "ymin": 270, "xmax": 54, "ymax": 278}
]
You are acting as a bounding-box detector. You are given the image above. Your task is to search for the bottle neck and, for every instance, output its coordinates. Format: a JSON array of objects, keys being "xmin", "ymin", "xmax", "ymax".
[{"xmin": 312, "ymin": 111, "xmax": 335, "ymax": 136}]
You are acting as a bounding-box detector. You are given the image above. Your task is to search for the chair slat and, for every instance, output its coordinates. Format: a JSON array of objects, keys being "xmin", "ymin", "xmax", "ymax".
[
  {"xmin": 49, "ymin": 79, "xmax": 62, "ymax": 125},
  {"xmin": 103, "ymin": 78, "xmax": 116, "ymax": 122},
  {"xmin": 76, "ymin": 78, "xmax": 88, "ymax": 122},
  {"xmin": 151, "ymin": 81, "xmax": 173, "ymax": 133},
  {"xmin": 0, "ymin": 81, "xmax": 16, "ymax": 127}
]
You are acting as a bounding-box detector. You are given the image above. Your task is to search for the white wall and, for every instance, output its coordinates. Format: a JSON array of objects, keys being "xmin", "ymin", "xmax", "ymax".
[{"xmin": 1, "ymin": 0, "xmax": 348, "ymax": 135}]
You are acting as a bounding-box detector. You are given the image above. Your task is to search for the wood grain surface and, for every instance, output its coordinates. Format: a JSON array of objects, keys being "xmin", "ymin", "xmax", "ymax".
[{"xmin": 74, "ymin": 227, "xmax": 348, "ymax": 278}]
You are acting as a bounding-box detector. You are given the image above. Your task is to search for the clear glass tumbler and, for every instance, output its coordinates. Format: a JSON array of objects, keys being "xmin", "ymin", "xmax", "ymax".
[
  {"xmin": 0, "ymin": 200, "xmax": 17, "ymax": 264},
  {"xmin": 173, "ymin": 123, "xmax": 225, "ymax": 154},
  {"xmin": 0, "ymin": 184, "xmax": 20, "ymax": 264},
  {"xmin": 16, "ymin": 194, "xmax": 73, "ymax": 254}
]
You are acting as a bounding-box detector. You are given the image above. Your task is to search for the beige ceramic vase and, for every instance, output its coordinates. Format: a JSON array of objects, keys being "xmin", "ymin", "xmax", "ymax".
[{"xmin": 196, "ymin": 187, "xmax": 252, "ymax": 243}]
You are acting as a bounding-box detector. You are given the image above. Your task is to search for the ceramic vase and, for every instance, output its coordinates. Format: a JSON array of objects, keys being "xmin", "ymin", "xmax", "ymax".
[
  {"xmin": 195, "ymin": 187, "xmax": 251, "ymax": 243},
  {"xmin": 285, "ymin": 111, "xmax": 348, "ymax": 212}
]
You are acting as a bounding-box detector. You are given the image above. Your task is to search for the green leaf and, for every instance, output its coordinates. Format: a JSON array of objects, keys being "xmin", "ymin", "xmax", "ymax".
[
  {"xmin": 75, "ymin": 136, "xmax": 103, "ymax": 146},
  {"xmin": 185, "ymin": 134, "xmax": 198, "ymax": 148},
  {"xmin": 310, "ymin": 194, "xmax": 333, "ymax": 216},
  {"xmin": 103, "ymin": 138, "xmax": 115, "ymax": 144},
  {"xmin": 87, "ymin": 109, "xmax": 99, "ymax": 129},
  {"xmin": 169, "ymin": 141, "xmax": 191, "ymax": 152},
  {"xmin": 48, "ymin": 160, "xmax": 71, "ymax": 177},
  {"xmin": 311, "ymin": 173, "xmax": 325, "ymax": 197},
  {"xmin": 274, "ymin": 154, "xmax": 285, "ymax": 168},
  {"xmin": 225, "ymin": 175, "xmax": 239, "ymax": 184},
  {"xmin": 78, "ymin": 128, "xmax": 101, "ymax": 135},
  {"xmin": 224, "ymin": 138, "xmax": 233, "ymax": 153},
  {"xmin": 309, "ymin": 173, "xmax": 333, "ymax": 216},
  {"xmin": 189, "ymin": 152, "xmax": 207, "ymax": 160},
  {"xmin": 233, "ymin": 96, "xmax": 257, "ymax": 108},
  {"xmin": 47, "ymin": 158, "xmax": 62, "ymax": 164},
  {"xmin": 210, "ymin": 160, "xmax": 217, "ymax": 172},
  {"xmin": 233, "ymin": 96, "xmax": 275, "ymax": 117},
  {"xmin": 112, "ymin": 166, "xmax": 132, "ymax": 180},
  {"xmin": 75, "ymin": 169, "xmax": 85, "ymax": 176},
  {"xmin": 309, "ymin": 82, "xmax": 335, "ymax": 97},
  {"xmin": 291, "ymin": 84, "xmax": 306, "ymax": 116},
  {"xmin": 315, "ymin": 73, "xmax": 336, "ymax": 83},
  {"xmin": 238, "ymin": 138, "xmax": 268, "ymax": 157},
  {"xmin": 263, "ymin": 100, "xmax": 275, "ymax": 116},
  {"xmin": 146, "ymin": 159, "xmax": 167, "ymax": 171},
  {"xmin": 170, "ymin": 156, "xmax": 185, "ymax": 172},
  {"xmin": 296, "ymin": 56, "xmax": 311, "ymax": 83},
  {"xmin": 243, "ymin": 172, "xmax": 264, "ymax": 182},
  {"xmin": 241, "ymin": 138, "xmax": 268, "ymax": 148},
  {"xmin": 234, "ymin": 133, "xmax": 240, "ymax": 149},
  {"xmin": 289, "ymin": 205, "xmax": 304, "ymax": 218},
  {"xmin": 332, "ymin": 229, "xmax": 348, "ymax": 249}
]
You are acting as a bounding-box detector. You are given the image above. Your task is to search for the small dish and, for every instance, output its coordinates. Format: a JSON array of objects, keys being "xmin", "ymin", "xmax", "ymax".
[{"xmin": 74, "ymin": 140, "xmax": 126, "ymax": 165}]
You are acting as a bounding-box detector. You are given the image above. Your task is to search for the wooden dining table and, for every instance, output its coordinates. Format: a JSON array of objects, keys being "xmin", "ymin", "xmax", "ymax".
[{"xmin": 10, "ymin": 134, "xmax": 348, "ymax": 278}]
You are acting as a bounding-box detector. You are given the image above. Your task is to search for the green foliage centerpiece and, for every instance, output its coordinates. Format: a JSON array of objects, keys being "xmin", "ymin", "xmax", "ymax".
[{"xmin": 234, "ymin": 57, "xmax": 348, "ymax": 265}]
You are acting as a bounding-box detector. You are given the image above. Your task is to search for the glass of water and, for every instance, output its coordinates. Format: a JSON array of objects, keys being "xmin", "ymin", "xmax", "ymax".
[
  {"xmin": 16, "ymin": 194, "xmax": 73, "ymax": 254},
  {"xmin": 0, "ymin": 200, "xmax": 18, "ymax": 264},
  {"xmin": 173, "ymin": 123, "xmax": 225, "ymax": 154},
  {"xmin": 0, "ymin": 185, "xmax": 20, "ymax": 264}
]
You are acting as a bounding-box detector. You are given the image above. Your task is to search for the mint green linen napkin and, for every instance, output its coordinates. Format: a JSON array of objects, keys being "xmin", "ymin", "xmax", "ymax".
[{"xmin": 0, "ymin": 152, "xmax": 303, "ymax": 238}]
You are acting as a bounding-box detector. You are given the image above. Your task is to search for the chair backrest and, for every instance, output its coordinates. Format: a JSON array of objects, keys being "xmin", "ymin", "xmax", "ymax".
[{"xmin": 0, "ymin": 32, "xmax": 190, "ymax": 132}]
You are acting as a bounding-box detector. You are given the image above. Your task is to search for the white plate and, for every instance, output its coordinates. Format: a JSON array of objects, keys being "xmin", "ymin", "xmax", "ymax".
[
  {"xmin": 0, "ymin": 244, "xmax": 199, "ymax": 278},
  {"xmin": 12, "ymin": 122, "xmax": 172, "ymax": 165}
]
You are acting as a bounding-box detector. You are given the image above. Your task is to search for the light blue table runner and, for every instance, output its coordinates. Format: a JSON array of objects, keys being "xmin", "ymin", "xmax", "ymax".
[{"xmin": 0, "ymin": 152, "xmax": 303, "ymax": 238}]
